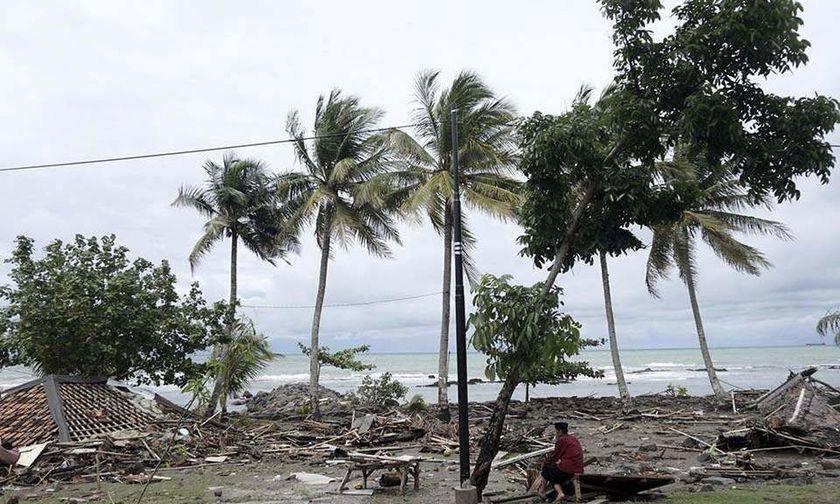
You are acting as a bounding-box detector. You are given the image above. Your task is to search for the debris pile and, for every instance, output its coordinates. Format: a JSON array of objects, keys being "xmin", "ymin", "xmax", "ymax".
[
  {"xmin": 245, "ymin": 383, "xmax": 354, "ymax": 418},
  {"xmin": 0, "ymin": 378, "xmax": 269, "ymax": 486},
  {"xmin": 716, "ymin": 368, "xmax": 840, "ymax": 453}
]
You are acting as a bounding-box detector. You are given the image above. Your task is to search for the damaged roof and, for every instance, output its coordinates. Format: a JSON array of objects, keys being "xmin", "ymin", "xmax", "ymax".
[{"xmin": 0, "ymin": 375, "xmax": 156, "ymax": 447}]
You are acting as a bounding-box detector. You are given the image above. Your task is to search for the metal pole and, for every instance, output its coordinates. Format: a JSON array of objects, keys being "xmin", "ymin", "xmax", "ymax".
[{"xmin": 450, "ymin": 108, "xmax": 471, "ymax": 484}]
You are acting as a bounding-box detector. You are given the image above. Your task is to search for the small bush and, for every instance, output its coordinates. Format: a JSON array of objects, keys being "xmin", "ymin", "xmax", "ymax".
[
  {"xmin": 406, "ymin": 394, "xmax": 427, "ymax": 413},
  {"xmin": 665, "ymin": 383, "xmax": 688, "ymax": 398},
  {"xmin": 357, "ymin": 372, "xmax": 408, "ymax": 410}
]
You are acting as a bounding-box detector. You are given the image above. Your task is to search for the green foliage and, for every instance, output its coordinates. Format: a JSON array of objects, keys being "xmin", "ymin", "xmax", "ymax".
[
  {"xmin": 172, "ymin": 152, "xmax": 299, "ymax": 272},
  {"xmin": 277, "ymin": 89, "xmax": 401, "ymax": 256},
  {"xmin": 182, "ymin": 373, "xmax": 212, "ymax": 410},
  {"xmin": 297, "ymin": 342, "xmax": 374, "ymax": 372},
  {"xmin": 598, "ymin": 0, "xmax": 839, "ymax": 202},
  {"xmin": 665, "ymin": 383, "xmax": 689, "ymax": 398},
  {"xmin": 357, "ymin": 372, "xmax": 408, "ymax": 409},
  {"xmin": 386, "ymin": 70, "xmax": 522, "ymax": 278},
  {"xmin": 0, "ymin": 235, "xmax": 227, "ymax": 386},
  {"xmin": 468, "ymin": 274, "xmax": 602, "ymax": 386},
  {"xmin": 405, "ymin": 394, "xmax": 427, "ymax": 413},
  {"xmin": 181, "ymin": 318, "xmax": 275, "ymax": 412},
  {"xmin": 517, "ymin": 86, "xmax": 683, "ymax": 272},
  {"xmin": 215, "ymin": 319, "xmax": 275, "ymax": 409},
  {"xmin": 816, "ymin": 309, "xmax": 840, "ymax": 346},
  {"xmin": 645, "ymin": 162, "xmax": 792, "ymax": 297}
]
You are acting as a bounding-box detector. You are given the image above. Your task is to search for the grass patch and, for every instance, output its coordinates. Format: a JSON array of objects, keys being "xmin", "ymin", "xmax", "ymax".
[{"xmin": 667, "ymin": 483, "xmax": 840, "ymax": 504}]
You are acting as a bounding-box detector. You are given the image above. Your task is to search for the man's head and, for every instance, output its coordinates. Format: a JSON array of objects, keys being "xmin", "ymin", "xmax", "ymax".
[{"xmin": 554, "ymin": 421, "xmax": 569, "ymax": 435}]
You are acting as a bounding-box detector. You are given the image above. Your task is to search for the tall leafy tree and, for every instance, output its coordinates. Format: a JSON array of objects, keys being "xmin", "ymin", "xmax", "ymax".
[
  {"xmin": 277, "ymin": 90, "xmax": 400, "ymax": 414},
  {"xmin": 519, "ymin": 0, "xmax": 838, "ymax": 300},
  {"xmin": 387, "ymin": 70, "xmax": 520, "ymax": 411},
  {"xmin": 468, "ymin": 274, "xmax": 600, "ymax": 496},
  {"xmin": 0, "ymin": 235, "xmax": 227, "ymax": 385},
  {"xmin": 817, "ymin": 308, "xmax": 840, "ymax": 345},
  {"xmin": 173, "ymin": 153, "xmax": 297, "ymax": 413},
  {"xmin": 646, "ymin": 161, "xmax": 793, "ymax": 400},
  {"xmin": 518, "ymin": 85, "xmax": 673, "ymax": 403}
]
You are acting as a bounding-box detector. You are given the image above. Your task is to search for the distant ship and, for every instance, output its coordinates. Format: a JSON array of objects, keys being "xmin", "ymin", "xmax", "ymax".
[{"xmin": 806, "ymin": 342, "xmax": 827, "ymax": 346}]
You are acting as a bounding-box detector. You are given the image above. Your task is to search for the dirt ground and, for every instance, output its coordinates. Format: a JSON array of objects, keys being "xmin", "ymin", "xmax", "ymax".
[{"xmin": 3, "ymin": 392, "xmax": 840, "ymax": 503}]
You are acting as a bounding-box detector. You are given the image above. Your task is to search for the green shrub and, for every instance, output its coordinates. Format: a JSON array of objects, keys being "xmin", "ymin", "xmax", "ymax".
[
  {"xmin": 357, "ymin": 372, "xmax": 408, "ymax": 409},
  {"xmin": 665, "ymin": 383, "xmax": 688, "ymax": 398},
  {"xmin": 406, "ymin": 394, "xmax": 427, "ymax": 413}
]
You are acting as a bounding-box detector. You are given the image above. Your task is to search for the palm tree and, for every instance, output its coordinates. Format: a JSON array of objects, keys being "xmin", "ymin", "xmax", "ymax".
[
  {"xmin": 817, "ymin": 308, "xmax": 840, "ymax": 345},
  {"xmin": 646, "ymin": 161, "xmax": 792, "ymax": 400},
  {"xmin": 386, "ymin": 71, "xmax": 520, "ymax": 412},
  {"xmin": 215, "ymin": 318, "xmax": 276, "ymax": 410},
  {"xmin": 173, "ymin": 153, "xmax": 297, "ymax": 414},
  {"xmin": 276, "ymin": 90, "xmax": 401, "ymax": 414}
]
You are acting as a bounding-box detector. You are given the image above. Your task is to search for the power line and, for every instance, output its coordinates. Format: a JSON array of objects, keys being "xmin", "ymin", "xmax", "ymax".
[
  {"xmin": 0, "ymin": 123, "xmax": 422, "ymax": 173},
  {"xmin": 1, "ymin": 125, "xmax": 836, "ymax": 174},
  {"xmin": 242, "ymin": 291, "xmax": 442, "ymax": 310}
]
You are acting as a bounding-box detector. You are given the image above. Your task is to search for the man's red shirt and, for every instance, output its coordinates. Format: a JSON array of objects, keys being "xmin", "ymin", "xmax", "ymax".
[{"xmin": 544, "ymin": 434, "xmax": 584, "ymax": 474}]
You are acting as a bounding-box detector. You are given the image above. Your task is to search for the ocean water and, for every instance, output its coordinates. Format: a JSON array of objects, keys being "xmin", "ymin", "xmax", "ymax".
[{"xmin": 2, "ymin": 346, "xmax": 839, "ymax": 405}]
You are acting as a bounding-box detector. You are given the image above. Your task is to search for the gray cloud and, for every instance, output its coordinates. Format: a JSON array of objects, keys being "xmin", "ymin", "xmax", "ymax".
[{"xmin": 1, "ymin": 0, "xmax": 839, "ymax": 356}]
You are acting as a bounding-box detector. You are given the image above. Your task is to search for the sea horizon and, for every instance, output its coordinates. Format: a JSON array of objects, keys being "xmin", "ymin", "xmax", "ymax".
[{"xmin": 2, "ymin": 344, "xmax": 838, "ymax": 407}]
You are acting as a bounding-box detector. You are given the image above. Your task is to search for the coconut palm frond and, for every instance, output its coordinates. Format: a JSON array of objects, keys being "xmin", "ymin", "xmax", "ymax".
[
  {"xmin": 672, "ymin": 228, "xmax": 698, "ymax": 286},
  {"xmin": 216, "ymin": 319, "xmax": 275, "ymax": 408},
  {"xmin": 646, "ymin": 226, "xmax": 675, "ymax": 297},
  {"xmin": 703, "ymin": 210, "xmax": 793, "ymax": 240},
  {"xmin": 816, "ymin": 310, "xmax": 840, "ymax": 346},
  {"xmin": 172, "ymin": 185, "xmax": 216, "ymax": 217},
  {"xmin": 187, "ymin": 218, "xmax": 227, "ymax": 271},
  {"xmin": 700, "ymin": 225, "xmax": 771, "ymax": 276}
]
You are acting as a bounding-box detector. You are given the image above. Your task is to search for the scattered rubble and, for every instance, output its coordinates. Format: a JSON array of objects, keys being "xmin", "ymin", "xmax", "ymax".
[{"xmin": 1, "ymin": 369, "xmax": 838, "ymax": 500}]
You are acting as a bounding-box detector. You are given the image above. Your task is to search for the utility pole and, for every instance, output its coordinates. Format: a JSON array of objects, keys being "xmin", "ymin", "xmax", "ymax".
[{"xmin": 450, "ymin": 108, "xmax": 471, "ymax": 487}]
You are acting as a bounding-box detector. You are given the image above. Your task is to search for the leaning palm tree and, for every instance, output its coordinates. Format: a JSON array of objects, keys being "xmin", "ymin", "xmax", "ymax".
[
  {"xmin": 646, "ymin": 161, "xmax": 793, "ymax": 400},
  {"xmin": 276, "ymin": 90, "xmax": 400, "ymax": 414},
  {"xmin": 817, "ymin": 308, "xmax": 840, "ymax": 345},
  {"xmin": 173, "ymin": 153, "xmax": 297, "ymax": 414},
  {"xmin": 386, "ymin": 71, "xmax": 520, "ymax": 412}
]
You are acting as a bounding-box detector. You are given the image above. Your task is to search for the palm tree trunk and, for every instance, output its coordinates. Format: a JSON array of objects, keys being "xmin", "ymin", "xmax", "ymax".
[
  {"xmin": 309, "ymin": 233, "xmax": 331, "ymax": 416},
  {"xmin": 684, "ymin": 268, "xmax": 727, "ymax": 400},
  {"xmin": 437, "ymin": 206, "xmax": 453, "ymax": 416},
  {"xmin": 599, "ymin": 251, "xmax": 630, "ymax": 403},
  {"xmin": 206, "ymin": 232, "xmax": 238, "ymax": 416}
]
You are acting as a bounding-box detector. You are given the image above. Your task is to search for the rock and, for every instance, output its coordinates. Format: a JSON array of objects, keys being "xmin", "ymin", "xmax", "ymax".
[
  {"xmin": 639, "ymin": 444, "xmax": 659, "ymax": 452},
  {"xmin": 213, "ymin": 489, "xmax": 223, "ymax": 497},
  {"xmin": 697, "ymin": 484, "xmax": 715, "ymax": 492},
  {"xmin": 700, "ymin": 476, "xmax": 736, "ymax": 486},
  {"xmin": 379, "ymin": 473, "xmax": 402, "ymax": 487},
  {"xmin": 245, "ymin": 383, "xmax": 350, "ymax": 417}
]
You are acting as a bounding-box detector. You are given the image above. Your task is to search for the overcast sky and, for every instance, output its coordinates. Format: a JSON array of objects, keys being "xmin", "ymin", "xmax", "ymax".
[{"xmin": 1, "ymin": 1, "xmax": 838, "ymax": 354}]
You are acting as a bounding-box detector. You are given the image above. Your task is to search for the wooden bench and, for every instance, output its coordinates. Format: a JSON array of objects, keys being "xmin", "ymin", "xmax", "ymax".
[{"xmin": 337, "ymin": 455, "xmax": 421, "ymax": 495}]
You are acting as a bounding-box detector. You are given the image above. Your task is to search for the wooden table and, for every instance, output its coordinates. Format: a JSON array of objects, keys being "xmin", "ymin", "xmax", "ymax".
[{"xmin": 337, "ymin": 455, "xmax": 421, "ymax": 495}]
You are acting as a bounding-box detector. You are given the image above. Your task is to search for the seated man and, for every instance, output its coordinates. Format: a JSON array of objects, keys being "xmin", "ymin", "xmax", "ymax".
[{"xmin": 540, "ymin": 421, "xmax": 583, "ymax": 502}]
